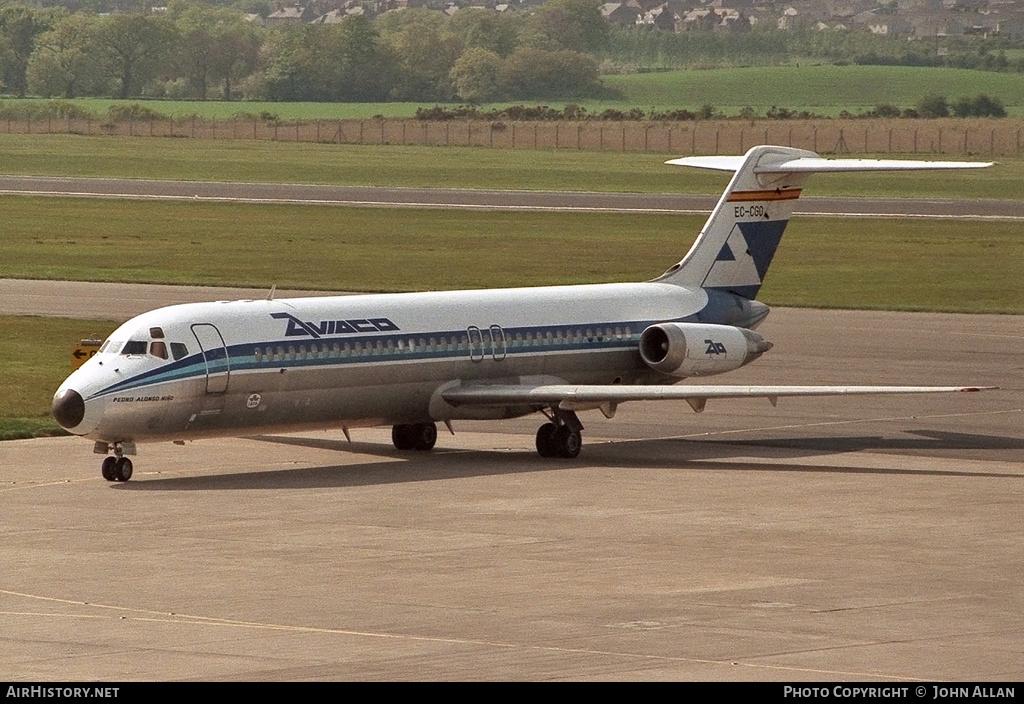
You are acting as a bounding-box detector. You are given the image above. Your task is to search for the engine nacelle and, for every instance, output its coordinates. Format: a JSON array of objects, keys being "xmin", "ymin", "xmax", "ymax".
[{"xmin": 638, "ymin": 322, "xmax": 772, "ymax": 378}]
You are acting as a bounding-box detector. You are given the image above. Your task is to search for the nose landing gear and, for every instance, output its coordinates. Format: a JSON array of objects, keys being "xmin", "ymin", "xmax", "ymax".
[{"xmin": 99, "ymin": 443, "xmax": 134, "ymax": 482}]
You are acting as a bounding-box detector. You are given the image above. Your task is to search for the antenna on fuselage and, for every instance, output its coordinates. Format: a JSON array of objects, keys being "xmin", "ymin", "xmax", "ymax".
[{"xmin": 266, "ymin": 284, "xmax": 276, "ymax": 301}]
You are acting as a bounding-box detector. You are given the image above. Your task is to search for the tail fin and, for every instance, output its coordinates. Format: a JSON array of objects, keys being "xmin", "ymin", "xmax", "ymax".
[{"xmin": 656, "ymin": 145, "xmax": 992, "ymax": 299}]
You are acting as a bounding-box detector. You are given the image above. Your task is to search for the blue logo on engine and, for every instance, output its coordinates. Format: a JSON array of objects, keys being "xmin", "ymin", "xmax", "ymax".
[{"xmin": 271, "ymin": 313, "xmax": 399, "ymax": 338}]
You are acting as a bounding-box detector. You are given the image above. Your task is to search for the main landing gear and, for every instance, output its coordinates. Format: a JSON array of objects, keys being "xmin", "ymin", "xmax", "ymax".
[
  {"xmin": 535, "ymin": 410, "xmax": 583, "ymax": 458},
  {"xmin": 392, "ymin": 422, "xmax": 438, "ymax": 451},
  {"xmin": 99, "ymin": 443, "xmax": 133, "ymax": 482}
]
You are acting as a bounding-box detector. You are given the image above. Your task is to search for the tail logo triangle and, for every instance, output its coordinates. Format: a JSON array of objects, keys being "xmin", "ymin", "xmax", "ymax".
[{"xmin": 703, "ymin": 225, "xmax": 761, "ymax": 290}]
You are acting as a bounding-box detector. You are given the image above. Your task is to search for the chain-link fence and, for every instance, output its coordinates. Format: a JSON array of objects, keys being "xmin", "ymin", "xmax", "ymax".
[{"xmin": 3, "ymin": 115, "xmax": 1021, "ymax": 156}]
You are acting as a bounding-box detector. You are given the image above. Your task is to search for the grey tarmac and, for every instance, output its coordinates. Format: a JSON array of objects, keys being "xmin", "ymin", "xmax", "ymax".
[
  {"xmin": 2, "ymin": 280, "xmax": 1023, "ymax": 680},
  {"xmin": 0, "ymin": 175, "xmax": 1020, "ymax": 220}
]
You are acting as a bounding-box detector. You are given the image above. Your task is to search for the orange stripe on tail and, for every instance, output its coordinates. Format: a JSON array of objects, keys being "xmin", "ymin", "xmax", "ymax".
[{"xmin": 727, "ymin": 189, "xmax": 802, "ymax": 202}]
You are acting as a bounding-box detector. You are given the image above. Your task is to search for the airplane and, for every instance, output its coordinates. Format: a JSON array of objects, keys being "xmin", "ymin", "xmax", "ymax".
[{"xmin": 51, "ymin": 145, "xmax": 995, "ymax": 482}]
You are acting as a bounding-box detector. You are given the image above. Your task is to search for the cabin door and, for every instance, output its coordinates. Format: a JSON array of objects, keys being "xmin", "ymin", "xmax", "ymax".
[{"xmin": 191, "ymin": 323, "xmax": 231, "ymax": 394}]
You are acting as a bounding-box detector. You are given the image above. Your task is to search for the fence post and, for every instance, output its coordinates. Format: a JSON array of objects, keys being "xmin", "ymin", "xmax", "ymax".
[
  {"xmin": 990, "ymin": 129, "xmax": 995, "ymax": 155},
  {"xmin": 938, "ymin": 126, "xmax": 942, "ymax": 153},
  {"xmin": 739, "ymin": 128, "xmax": 744, "ymax": 153},
  {"xmin": 715, "ymin": 129, "xmax": 719, "ymax": 154}
]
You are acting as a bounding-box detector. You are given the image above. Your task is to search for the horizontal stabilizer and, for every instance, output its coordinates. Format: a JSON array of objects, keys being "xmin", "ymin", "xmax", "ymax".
[{"xmin": 666, "ymin": 155, "xmax": 994, "ymax": 173}]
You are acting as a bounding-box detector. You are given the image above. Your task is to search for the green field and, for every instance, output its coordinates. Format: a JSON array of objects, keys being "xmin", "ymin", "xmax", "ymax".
[
  {"xmin": 0, "ymin": 134, "xmax": 1020, "ymax": 200},
  {"xmin": 0, "ymin": 315, "xmax": 117, "ymax": 438},
  {"xmin": 6, "ymin": 65, "xmax": 1024, "ymax": 119},
  {"xmin": 604, "ymin": 65, "xmax": 1024, "ymax": 116}
]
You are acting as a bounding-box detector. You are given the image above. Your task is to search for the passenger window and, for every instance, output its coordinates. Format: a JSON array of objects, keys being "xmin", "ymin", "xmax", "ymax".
[
  {"xmin": 150, "ymin": 341, "xmax": 168, "ymax": 359},
  {"xmin": 170, "ymin": 343, "xmax": 188, "ymax": 360}
]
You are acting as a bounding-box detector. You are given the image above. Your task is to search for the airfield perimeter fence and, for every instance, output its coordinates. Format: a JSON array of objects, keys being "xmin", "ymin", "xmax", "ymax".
[{"xmin": 2, "ymin": 115, "xmax": 1022, "ymax": 156}]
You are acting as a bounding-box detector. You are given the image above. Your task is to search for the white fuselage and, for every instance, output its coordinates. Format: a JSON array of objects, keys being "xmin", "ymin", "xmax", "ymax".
[{"xmin": 56, "ymin": 281, "xmax": 765, "ymax": 445}]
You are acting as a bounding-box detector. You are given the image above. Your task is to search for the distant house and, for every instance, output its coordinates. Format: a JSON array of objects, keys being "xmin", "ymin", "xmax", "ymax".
[
  {"xmin": 853, "ymin": 9, "xmax": 913, "ymax": 33},
  {"xmin": 908, "ymin": 10, "xmax": 969, "ymax": 36},
  {"xmin": 266, "ymin": 5, "xmax": 317, "ymax": 24},
  {"xmin": 638, "ymin": 4, "xmax": 680, "ymax": 30},
  {"xmin": 602, "ymin": 2, "xmax": 643, "ymax": 26}
]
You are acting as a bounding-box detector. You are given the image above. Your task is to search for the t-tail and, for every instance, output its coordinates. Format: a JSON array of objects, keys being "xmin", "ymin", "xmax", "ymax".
[{"xmin": 656, "ymin": 145, "xmax": 992, "ymax": 300}]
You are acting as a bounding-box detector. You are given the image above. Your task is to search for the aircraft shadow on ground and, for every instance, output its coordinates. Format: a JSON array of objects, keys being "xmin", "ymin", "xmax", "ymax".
[{"xmin": 120, "ymin": 427, "xmax": 1024, "ymax": 491}]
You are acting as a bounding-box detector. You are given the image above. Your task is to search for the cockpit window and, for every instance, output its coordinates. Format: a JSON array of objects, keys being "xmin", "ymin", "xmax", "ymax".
[
  {"xmin": 121, "ymin": 340, "xmax": 148, "ymax": 355},
  {"xmin": 150, "ymin": 341, "xmax": 168, "ymax": 360},
  {"xmin": 170, "ymin": 342, "xmax": 189, "ymax": 361},
  {"xmin": 99, "ymin": 340, "xmax": 122, "ymax": 354}
]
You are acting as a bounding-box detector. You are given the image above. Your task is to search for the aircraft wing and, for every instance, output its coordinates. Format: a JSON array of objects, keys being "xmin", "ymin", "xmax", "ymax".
[{"xmin": 441, "ymin": 384, "xmax": 993, "ymax": 413}]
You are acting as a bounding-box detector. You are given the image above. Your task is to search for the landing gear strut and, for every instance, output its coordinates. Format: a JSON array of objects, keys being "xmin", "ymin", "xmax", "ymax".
[
  {"xmin": 392, "ymin": 422, "xmax": 438, "ymax": 451},
  {"xmin": 535, "ymin": 410, "xmax": 583, "ymax": 458},
  {"xmin": 100, "ymin": 443, "xmax": 133, "ymax": 482}
]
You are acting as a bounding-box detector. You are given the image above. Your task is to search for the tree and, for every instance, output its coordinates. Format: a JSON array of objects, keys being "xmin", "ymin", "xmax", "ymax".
[
  {"xmin": 0, "ymin": 5, "xmax": 57, "ymax": 97},
  {"xmin": 450, "ymin": 47, "xmax": 502, "ymax": 103},
  {"xmin": 448, "ymin": 9, "xmax": 520, "ymax": 58},
  {"xmin": 96, "ymin": 13, "xmax": 177, "ymax": 99},
  {"xmin": 916, "ymin": 93, "xmax": 949, "ymax": 118},
  {"xmin": 526, "ymin": 0, "xmax": 608, "ymax": 54},
  {"xmin": 27, "ymin": 13, "xmax": 108, "ymax": 98},
  {"xmin": 499, "ymin": 47, "xmax": 602, "ymax": 100},
  {"xmin": 383, "ymin": 22, "xmax": 462, "ymax": 101},
  {"xmin": 173, "ymin": 6, "xmax": 260, "ymax": 100},
  {"xmin": 261, "ymin": 17, "xmax": 396, "ymax": 102}
]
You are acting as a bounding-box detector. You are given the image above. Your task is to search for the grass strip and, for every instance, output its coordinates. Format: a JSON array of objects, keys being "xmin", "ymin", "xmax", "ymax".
[
  {"xmin": 4, "ymin": 196, "xmax": 1022, "ymax": 313},
  {"xmin": 0, "ymin": 134, "xmax": 1019, "ymax": 200},
  {"xmin": 0, "ymin": 315, "xmax": 118, "ymax": 433}
]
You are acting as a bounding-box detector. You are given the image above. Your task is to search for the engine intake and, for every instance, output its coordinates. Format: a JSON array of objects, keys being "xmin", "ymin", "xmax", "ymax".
[{"xmin": 639, "ymin": 322, "xmax": 772, "ymax": 378}]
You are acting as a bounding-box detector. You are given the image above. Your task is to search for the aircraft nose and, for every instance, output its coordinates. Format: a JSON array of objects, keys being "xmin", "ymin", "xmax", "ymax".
[{"xmin": 52, "ymin": 389, "xmax": 85, "ymax": 430}]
